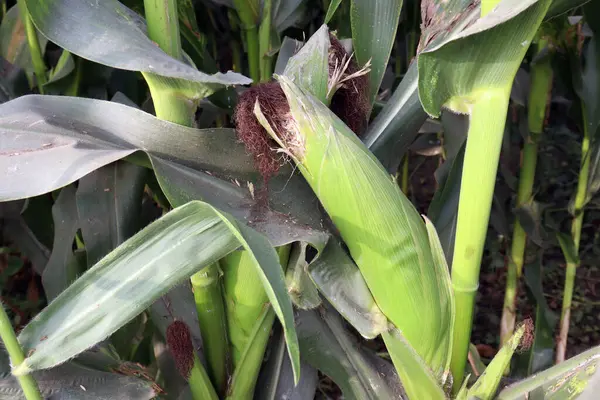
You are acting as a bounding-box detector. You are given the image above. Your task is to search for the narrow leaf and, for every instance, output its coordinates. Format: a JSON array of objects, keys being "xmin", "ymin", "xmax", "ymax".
[{"xmin": 325, "ymin": 0, "xmax": 343, "ymax": 24}]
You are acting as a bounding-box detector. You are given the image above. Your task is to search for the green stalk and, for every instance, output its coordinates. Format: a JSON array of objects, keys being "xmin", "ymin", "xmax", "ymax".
[
  {"xmin": 450, "ymin": 89, "xmax": 511, "ymax": 391},
  {"xmin": 190, "ymin": 264, "xmax": 229, "ymax": 395},
  {"xmin": 556, "ymin": 108, "xmax": 592, "ymax": 363},
  {"xmin": 0, "ymin": 305, "xmax": 42, "ymax": 399},
  {"xmin": 188, "ymin": 354, "xmax": 219, "ymax": 400},
  {"xmin": 143, "ymin": 0, "xmax": 192, "ymax": 126},
  {"xmin": 143, "ymin": 1, "xmax": 220, "ymax": 397},
  {"xmin": 401, "ymin": 154, "xmax": 409, "ymax": 194},
  {"xmin": 258, "ymin": 0, "xmax": 273, "ymax": 82},
  {"xmin": 500, "ymin": 37, "xmax": 552, "ymax": 348},
  {"xmin": 16, "ymin": 0, "xmax": 46, "ymax": 92},
  {"xmin": 65, "ymin": 55, "xmax": 83, "ymax": 97},
  {"xmin": 234, "ymin": 0, "xmax": 260, "ymax": 82}
]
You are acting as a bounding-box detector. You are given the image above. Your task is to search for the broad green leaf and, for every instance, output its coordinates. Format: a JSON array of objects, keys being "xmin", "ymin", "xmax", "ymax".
[
  {"xmin": 286, "ymin": 242, "xmax": 321, "ymax": 310},
  {"xmin": 283, "ymin": 24, "xmax": 329, "ymax": 103},
  {"xmin": 273, "ymin": 0, "xmax": 306, "ymax": 32},
  {"xmin": 14, "ymin": 201, "xmax": 300, "ymax": 383},
  {"xmin": 0, "ymin": 357, "xmax": 157, "ymax": 399},
  {"xmin": 255, "ymin": 325, "xmax": 319, "ymax": 400},
  {"xmin": 418, "ymin": 0, "xmax": 553, "ymax": 117},
  {"xmin": 274, "ymin": 36, "xmax": 303, "ymax": 75},
  {"xmin": 0, "ymin": 95, "xmax": 327, "ymax": 246},
  {"xmin": 24, "ymin": 0, "xmax": 250, "ymax": 98},
  {"xmin": 497, "ymin": 344, "xmax": 600, "ymax": 399},
  {"xmin": 584, "ymin": 139, "xmax": 600, "ymax": 205},
  {"xmin": 362, "ymin": 62, "xmax": 428, "ymax": 173},
  {"xmin": 467, "ymin": 323, "xmax": 527, "ymax": 399},
  {"xmin": 382, "ymin": 328, "xmax": 446, "ymax": 400},
  {"xmin": 42, "ymin": 185, "xmax": 83, "ymax": 301},
  {"xmin": 296, "ymin": 305, "xmax": 404, "ymax": 400},
  {"xmin": 351, "ymin": 0, "xmax": 402, "ymax": 108},
  {"xmin": 75, "ymin": 161, "xmax": 148, "ymax": 267},
  {"xmin": 308, "ymin": 239, "xmax": 388, "ymax": 339},
  {"xmin": 325, "ymin": 0, "xmax": 343, "ymax": 24},
  {"xmin": 276, "ymin": 75, "xmax": 454, "ymax": 379},
  {"xmin": 0, "ymin": 4, "xmax": 47, "ymax": 75}
]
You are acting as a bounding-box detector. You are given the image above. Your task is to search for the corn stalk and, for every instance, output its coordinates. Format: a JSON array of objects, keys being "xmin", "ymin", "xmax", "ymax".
[
  {"xmin": 142, "ymin": 1, "xmax": 220, "ymax": 397},
  {"xmin": 500, "ymin": 35, "xmax": 553, "ymax": 348}
]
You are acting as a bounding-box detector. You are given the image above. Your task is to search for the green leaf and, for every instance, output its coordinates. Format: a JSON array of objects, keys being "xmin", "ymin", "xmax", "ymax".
[
  {"xmin": 467, "ymin": 323, "xmax": 527, "ymax": 399},
  {"xmin": 0, "ymin": 95, "xmax": 327, "ymax": 247},
  {"xmin": 514, "ymin": 201, "xmax": 551, "ymax": 247},
  {"xmin": 75, "ymin": 161, "xmax": 148, "ymax": 267},
  {"xmin": 285, "ymin": 242, "xmax": 322, "ymax": 310},
  {"xmin": 42, "ymin": 185, "xmax": 83, "ymax": 301},
  {"xmin": 0, "ymin": 3, "xmax": 47, "ymax": 75},
  {"xmin": 362, "ymin": 62, "xmax": 428, "ymax": 173},
  {"xmin": 582, "ymin": 138, "xmax": 600, "ymax": 207},
  {"xmin": 24, "ymin": 0, "xmax": 250, "ymax": 98},
  {"xmin": 522, "ymin": 254, "xmax": 557, "ymax": 374},
  {"xmin": 351, "ymin": 0, "xmax": 402, "ymax": 108},
  {"xmin": 382, "ymin": 328, "xmax": 446, "ymax": 400},
  {"xmin": 547, "ymin": 0, "xmax": 591, "ymax": 19},
  {"xmin": 282, "ymin": 24, "xmax": 330, "ymax": 103},
  {"xmin": 418, "ymin": 0, "xmax": 553, "ymax": 117},
  {"xmin": 557, "ymin": 232, "xmax": 580, "ymax": 265},
  {"xmin": 255, "ymin": 324, "xmax": 319, "ymax": 400},
  {"xmin": 14, "ymin": 201, "xmax": 300, "ymax": 383},
  {"xmin": 308, "ymin": 239, "xmax": 388, "ymax": 339},
  {"xmin": 497, "ymin": 343, "xmax": 600, "ymax": 399},
  {"xmin": 325, "ymin": 0, "xmax": 343, "ymax": 24},
  {"xmin": 0, "ymin": 358, "xmax": 157, "ymax": 399},
  {"xmin": 296, "ymin": 305, "xmax": 404, "ymax": 400}
]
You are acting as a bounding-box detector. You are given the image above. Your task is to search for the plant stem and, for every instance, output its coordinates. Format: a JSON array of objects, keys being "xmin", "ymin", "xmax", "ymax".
[
  {"xmin": 65, "ymin": 55, "xmax": 84, "ymax": 97},
  {"xmin": 190, "ymin": 263, "xmax": 229, "ymax": 395},
  {"xmin": 189, "ymin": 354, "xmax": 219, "ymax": 400},
  {"xmin": 17, "ymin": 0, "xmax": 46, "ymax": 93},
  {"xmin": 258, "ymin": 0, "xmax": 273, "ymax": 82},
  {"xmin": 233, "ymin": 0, "xmax": 260, "ymax": 82},
  {"xmin": 500, "ymin": 37, "xmax": 552, "ymax": 349},
  {"xmin": 401, "ymin": 154, "xmax": 409, "ymax": 194},
  {"xmin": 0, "ymin": 305, "xmax": 42, "ymax": 400},
  {"xmin": 143, "ymin": 0, "xmax": 192, "ymax": 126},
  {"xmin": 450, "ymin": 90, "xmax": 510, "ymax": 392},
  {"xmin": 556, "ymin": 107, "xmax": 592, "ymax": 363},
  {"xmin": 143, "ymin": 2, "xmax": 219, "ymax": 398}
]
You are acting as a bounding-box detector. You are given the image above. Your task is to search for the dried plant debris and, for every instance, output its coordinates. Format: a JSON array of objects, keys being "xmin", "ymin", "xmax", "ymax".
[{"xmin": 234, "ymin": 35, "xmax": 370, "ymax": 183}]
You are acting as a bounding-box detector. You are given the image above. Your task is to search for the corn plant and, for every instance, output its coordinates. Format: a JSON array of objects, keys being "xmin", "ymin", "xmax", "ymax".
[{"xmin": 1, "ymin": 0, "xmax": 600, "ymax": 399}]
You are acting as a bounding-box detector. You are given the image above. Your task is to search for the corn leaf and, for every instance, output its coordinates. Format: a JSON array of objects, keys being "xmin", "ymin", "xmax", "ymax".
[
  {"xmin": 14, "ymin": 200, "xmax": 300, "ymax": 382},
  {"xmin": 0, "ymin": 3, "xmax": 47, "ymax": 75},
  {"xmin": 75, "ymin": 161, "xmax": 148, "ymax": 267},
  {"xmin": 286, "ymin": 242, "xmax": 321, "ymax": 310},
  {"xmin": 418, "ymin": 0, "xmax": 553, "ymax": 117},
  {"xmin": 497, "ymin": 344, "xmax": 600, "ymax": 399},
  {"xmin": 382, "ymin": 328, "xmax": 446, "ymax": 400},
  {"xmin": 255, "ymin": 325, "xmax": 319, "ymax": 400},
  {"xmin": 467, "ymin": 324, "xmax": 527, "ymax": 399},
  {"xmin": 274, "ymin": 75, "xmax": 454, "ymax": 380},
  {"xmin": 308, "ymin": 239, "xmax": 388, "ymax": 339},
  {"xmin": 0, "ymin": 353, "xmax": 157, "ymax": 400},
  {"xmin": 362, "ymin": 62, "xmax": 427, "ymax": 173},
  {"xmin": 24, "ymin": 0, "xmax": 250, "ymax": 99},
  {"xmin": 351, "ymin": 0, "xmax": 402, "ymax": 108},
  {"xmin": 296, "ymin": 304, "xmax": 404, "ymax": 400},
  {"xmin": 548, "ymin": 0, "xmax": 591, "ymax": 18},
  {"xmin": 0, "ymin": 95, "xmax": 327, "ymax": 247},
  {"xmin": 282, "ymin": 23, "xmax": 329, "ymax": 103},
  {"xmin": 325, "ymin": 0, "xmax": 343, "ymax": 24},
  {"xmin": 42, "ymin": 185, "xmax": 82, "ymax": 301}
]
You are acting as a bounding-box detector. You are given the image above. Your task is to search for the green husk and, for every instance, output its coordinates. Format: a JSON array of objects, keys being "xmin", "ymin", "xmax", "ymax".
[{"xmin": 256, "ymin": 75, "xmax": 454, "ymax": 384}]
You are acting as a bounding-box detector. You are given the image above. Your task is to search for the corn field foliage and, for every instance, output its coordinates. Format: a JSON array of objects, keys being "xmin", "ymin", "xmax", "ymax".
[{"xmin": 1, "ymin": 0, "xmax": 600, "ymax": 399}]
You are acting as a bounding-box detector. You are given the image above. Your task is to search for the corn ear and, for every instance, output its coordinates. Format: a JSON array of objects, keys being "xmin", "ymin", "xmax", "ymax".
[{"xmin": 257, "ymin": 75, "xmax": 454, "ymax": 380}]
